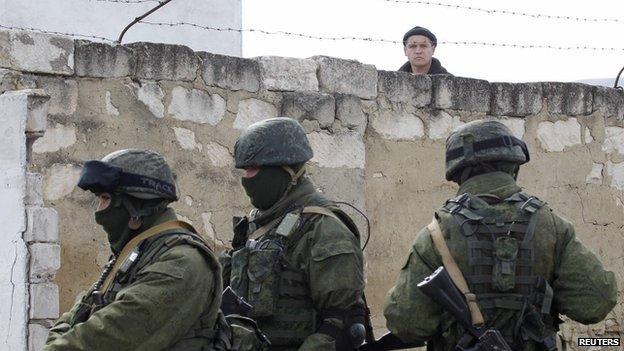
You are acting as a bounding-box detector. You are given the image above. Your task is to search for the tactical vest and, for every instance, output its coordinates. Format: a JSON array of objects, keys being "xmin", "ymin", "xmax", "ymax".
[
  {"xmin": 102, "ymin": 228, "xmax": 224, "ymax": 349},
  {"xmin": 229, "ymin": 206, "xmax": 360, "ymax": 349},
  {"xmin": 437, "ymin": 192, "xmax": 557, "ymax": 350}
]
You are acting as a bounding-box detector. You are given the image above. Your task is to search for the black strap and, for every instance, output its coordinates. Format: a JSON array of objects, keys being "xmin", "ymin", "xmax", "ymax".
[
  {"xmin": 468, "ymin": 275, "xmax": 535, "ymax": 285},
  {"xmin": 446, "ymin": 135, "xmax": 529, "ymax": 162},
  {"xmin": 470, "ymin": 256, "xmax": 533, "ymax": 267},
  {"xmin": 358, "ymin": 333, "xmax": 425, "ymax": 351},
  {"xmin": 468, "ymin": 241, "xmax": 532, "ymax": 250}
]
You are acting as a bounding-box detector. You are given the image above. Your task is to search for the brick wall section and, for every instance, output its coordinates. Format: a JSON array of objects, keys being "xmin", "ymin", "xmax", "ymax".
[
  {"xmin": 1, "ymin": 28, "xmax": 624, "ymax": 350},
  {"xmin": 0, "ymin": 89, "xmax": 59, "ymax": 350}
]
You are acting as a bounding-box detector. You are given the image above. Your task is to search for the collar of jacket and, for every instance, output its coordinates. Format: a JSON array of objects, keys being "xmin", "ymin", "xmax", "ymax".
[
  {"xmin": 457, "ymin": 171, "xmax": 522, "ymax": 200},
  {"xmin": 148, "ymin": 207, "xmax": 178, "ymax": 227},
  {"xmin": 398, "ymin": 57, "xmax": 447, "ymax": 74},
  {"xmin": 251, "ymin": 177, "xmax": 331, "ymax": 225}
]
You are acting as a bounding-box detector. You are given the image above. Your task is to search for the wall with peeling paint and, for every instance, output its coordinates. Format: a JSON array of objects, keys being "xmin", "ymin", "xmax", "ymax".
[
  {"xmin": 1, "ymin": 28, "xmax": 623, "ymax": 349},
  {"xmin": 0, "ymin": 89, "xmax": 62, "ymax": 351}
]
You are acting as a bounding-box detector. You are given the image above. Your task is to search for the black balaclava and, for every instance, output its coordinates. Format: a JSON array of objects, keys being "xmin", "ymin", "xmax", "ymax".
[
  {"xmin": 95, "ymin": 193, "xmax": 167, "ymax": 254},
  {"xmin": 241, "ymin": 166, "xmax": 292, "ymax": 210}
]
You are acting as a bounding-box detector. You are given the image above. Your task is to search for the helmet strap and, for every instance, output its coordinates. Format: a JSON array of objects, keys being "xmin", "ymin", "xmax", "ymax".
[
  {"xmin": 459, "ymin": 167, "xmax": 473, "ymax": 185},
  {"xmin": 282, "ymin": 164, "xmax": 307, "ymax": 186},
  {"xmin": 263, "ymin": 164, "xmax": 306, "ymax": 209},
  {"xmin": 119, "ymin": 194, "xmax": 169, "ymax": 223},
  {"xmin": 120, "ymin": 194, "xmax": 140, "ymax": 218}
]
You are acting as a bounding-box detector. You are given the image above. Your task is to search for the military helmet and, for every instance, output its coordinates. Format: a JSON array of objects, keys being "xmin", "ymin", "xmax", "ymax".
[
  {"xmin": 445, "ymin": 120, "xmax": 529, "ymax": 181},
  {"xmin": 234, "ymin": 117, "xmax": 313, "ymax": 168},
  {"xmin": 77, "ymin": 149, "xmax": 178, "ymax": 201}
]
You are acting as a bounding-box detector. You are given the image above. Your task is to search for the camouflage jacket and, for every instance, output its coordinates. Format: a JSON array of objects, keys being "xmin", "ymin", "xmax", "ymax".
[
  {"xmin": 223, "ymin": 178, "xmax": 365, "ymax": 351},
  {"xmin": 384, "ymin": 172, "xmax": 617, "ymax": 351},
  {"xmin": 44, "ymin": 209, "xmax": 221, "ymax": 351}
]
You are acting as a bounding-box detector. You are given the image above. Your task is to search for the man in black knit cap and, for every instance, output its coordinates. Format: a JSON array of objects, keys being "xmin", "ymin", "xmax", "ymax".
[{"xmin": 399, "ymin": 26, "xmax": 451, "ymax": 75}]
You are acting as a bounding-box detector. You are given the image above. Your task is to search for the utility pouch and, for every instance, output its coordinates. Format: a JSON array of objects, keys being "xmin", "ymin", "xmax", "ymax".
[
  {"xmin": 492, "ymin": 236, "xmax": 519, "ymax": 291},
  {"xmin": 230, "ymin": 247, "xmax": 250, "ymax": 300},
  {"xmin": 247, "ymin": 247, "xmax": 282, "ymax": 318}
]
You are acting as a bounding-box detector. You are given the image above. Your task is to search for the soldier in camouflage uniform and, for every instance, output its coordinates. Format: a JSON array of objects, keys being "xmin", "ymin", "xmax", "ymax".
[
  {"xmin": 221, "ymin": 117, "xmax": 367, "ymax": 350},
  {"xmin": 44, "ymin": 149, "xmax": 223, "ymax": 351},
  {"xmin": 384, "ymin": 120, "xmax": 617, "ymax": 350}
]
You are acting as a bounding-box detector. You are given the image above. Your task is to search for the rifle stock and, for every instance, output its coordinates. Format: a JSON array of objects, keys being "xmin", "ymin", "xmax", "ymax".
[
  {"xmin": 221, "ymin": 286, "xmax": 252, "ymax": 316},
  {"xmin": 358, "ymin": 332, "xmax": 425, "ymax": 351},
  {"xmin": 417, "ymin": 266, "xmax": 477, "ymax": 335},
  {"xmin": 417, "ymin": 267, "xmax": 512, "ymax": 351}
]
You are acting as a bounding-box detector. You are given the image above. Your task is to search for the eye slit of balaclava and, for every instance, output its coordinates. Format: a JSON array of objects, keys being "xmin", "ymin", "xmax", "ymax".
[
  {"xmin": 94, "ymin": 193, "xmax": 132, "ymax": 253},
  {"xmin": 90, "ymin": 192, "xmax": 115, "ymax": 212},
  {"xmin": 241, "ymin": 166, "xmax": 292, "ymax": 210}
]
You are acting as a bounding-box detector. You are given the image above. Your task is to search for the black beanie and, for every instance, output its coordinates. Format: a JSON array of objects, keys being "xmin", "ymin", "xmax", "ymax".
[{"xmin": 402, "ymin": 26, "xmax": 437, "ymax": 46}]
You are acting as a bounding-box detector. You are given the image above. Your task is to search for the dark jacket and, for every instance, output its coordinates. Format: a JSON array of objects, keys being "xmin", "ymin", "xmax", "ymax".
[{"xmin": 399, "ymin": 57, "xmax": 450, "ymax": 75}]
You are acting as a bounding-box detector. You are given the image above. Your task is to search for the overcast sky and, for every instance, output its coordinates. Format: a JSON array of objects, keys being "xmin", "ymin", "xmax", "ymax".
[{"xmin": 242, "ymin": 0, "xmax": 623, "ymax": 84}]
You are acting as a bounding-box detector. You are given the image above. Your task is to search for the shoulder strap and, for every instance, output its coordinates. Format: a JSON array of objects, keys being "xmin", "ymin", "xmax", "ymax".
[
  {"xmin": 303, "ymin": 205, "xmax": 361, "ymax": 240},
  {"xmin": 505, "ymin": 192, "xmax": 544, "ymax": 243},
  {"xmin": 101, "ymin": 220, "xmax": 197, "ymax": 294},
  {"xmin": 250, "ymin": 206, "xmax": 351, "ymax": 240},
  {"xmin": 302, "ymin": 206, "xmax": 341, "ymax": 221},
  {"xmin": 427, "ymin": 217, "xmax": 485, "ymax": 326},
  {"xmin": 249, "ymin": 217, "xmax": 282, "ymax": 240}
]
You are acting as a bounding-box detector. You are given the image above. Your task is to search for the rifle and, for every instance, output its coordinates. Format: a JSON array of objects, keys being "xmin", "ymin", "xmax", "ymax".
[
  {"xmin": 358, "ymin": 332, "xmax": 425, "ymax": 351},
  {"xmin": 221, "ymin": 286, "xmax": 252, "ymax": 316},
  {"xmin": 417, "ymin": 266, "xmax": 512, "ymax": 351}
]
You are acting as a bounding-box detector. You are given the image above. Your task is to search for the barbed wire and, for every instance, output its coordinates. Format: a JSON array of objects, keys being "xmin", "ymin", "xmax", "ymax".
[
  {"xmin": 139, "ymin": 21, "xmax": 624, "ymax": 51},
  {"xmin": 380, "ymin": 0, "xmax": 622, "ymax": 23},
  {"xmin": 93, "ymin": 0, "xmax": 159, "ymax": 3},
  {"xmin": 0, "ymin": 24, "xmax": 116, "ymax": 42},
  {"xmin": 2, "ymin": 21, "xmax": 623, "ymax": 52},
  {"xmin": 140, "ymin": 20, "xmax": 403, "ymax": 44}
]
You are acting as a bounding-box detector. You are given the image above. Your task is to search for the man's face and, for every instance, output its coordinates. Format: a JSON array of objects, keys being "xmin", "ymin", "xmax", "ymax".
[{"xmin": 404, "ymin": 35, "xmax": 436, "ymax": 68}]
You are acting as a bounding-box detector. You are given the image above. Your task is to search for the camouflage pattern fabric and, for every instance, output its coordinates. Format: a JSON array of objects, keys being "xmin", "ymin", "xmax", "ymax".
[
  {"xmin": 383, "ymin": 172, "xmax": 617, "ymax": 351},
  {"xmin": 102, "ymin": 149, "xmax": 179, "ymax": 200},
  {"xmin": 445, "ymin": 120, "xmax": 528, "ymax": 180},
  {"xmin": 224, "ymin": 178, "xmax": 365, "ymax": 350},
  {"xmin": 44, "ymin": 209, "xmax": 222, "ymax": 351},
  {"xmin": 234, "ymin": 117, "xmax": 313, "ymax": 168}
]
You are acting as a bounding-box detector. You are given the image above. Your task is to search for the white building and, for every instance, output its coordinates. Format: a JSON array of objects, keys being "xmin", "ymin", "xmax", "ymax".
[{"xmin": 0, "ymin": 0, "xmax": 242, "ymax": 56}]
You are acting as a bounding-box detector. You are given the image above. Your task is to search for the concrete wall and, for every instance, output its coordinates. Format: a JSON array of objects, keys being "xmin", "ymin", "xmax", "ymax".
[
  {"xmin": 1, "ymin": 28, "xmax": 623, "ymax": 349},
  {"xmin": 0, "ymin": 89, "xmax": 61, "ymax": 351},
  {"xmin": 0, "ymin": 0, "xmax": 242, "ymax": 56}
]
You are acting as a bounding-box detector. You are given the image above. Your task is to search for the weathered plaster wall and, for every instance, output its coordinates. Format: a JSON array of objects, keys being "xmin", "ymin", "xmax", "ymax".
[
  {"xmin": 1, "ymin": 28, "xmax": 623, "ymax": 349},
  {"xmin": 0, "ymin": 89, "xmax": 61, "ymax": 351}
]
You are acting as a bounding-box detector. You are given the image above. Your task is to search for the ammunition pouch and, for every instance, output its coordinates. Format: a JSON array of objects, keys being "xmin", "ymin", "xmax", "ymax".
[
  {"xmin": 246, "ymin": 244, "xmax": 283, "ymax": 317},
  {"xmin": 492, "ymin": 236, "xmax": 519, "ymax": 291},
  {"xmin": 230, "ymin": 247, "xmax": 250, "ymax": 300},
  {"xmin": 437, "ymin": 191, "xmax": 559, "ymax": 350}
]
